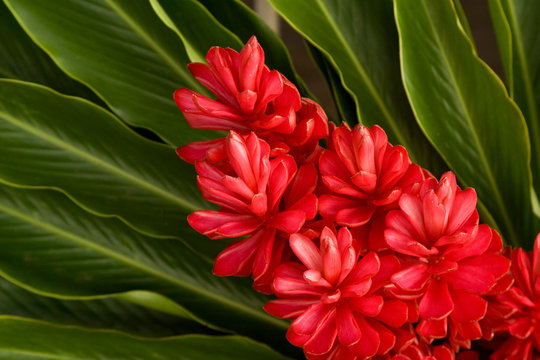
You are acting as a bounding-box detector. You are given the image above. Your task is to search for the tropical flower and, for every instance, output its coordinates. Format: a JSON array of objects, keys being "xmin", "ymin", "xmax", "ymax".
[
  {"xmin": 318, "ymin": 123, "xmax": 423, "ymax": 227},
  {"xmin": 265, "ymin": 227, "xmax": 413, "ymax": 359},
  {"xmin": 384, "ymin": 172, "xmax": 510, "ymax": 347},
  {"xmin": 174, "ymin": 36, "xmax": 328, "ymax": 164},
  {"xmin": 489, "ymin": 234, "xmax": 540, "ymax": 360},
  {"xmin": 188, "ymin": 131, "xmax": 317, "ymax": 292}
]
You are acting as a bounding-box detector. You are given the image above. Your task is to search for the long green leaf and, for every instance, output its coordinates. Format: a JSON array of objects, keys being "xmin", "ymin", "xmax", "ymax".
[
  {"xmin": 198, "ymin": 0, "xmax": 312, "ymax": 97},
  {"xmin": 395, "ymin": 0, "xmax": 537, "ymax": 248},
  {"xmin": 0, "ymin": 317, "xmax": 290, "ymax": 360},
  {"xmin": 0, "ymin": 277, "xmax": 212, "ymax": 337},
  {"xmin": 488, "ymin": 0, "xmax": 540, "ymax": 198},
  {"xmin": 305, "ymin": 42, "xmax": 356, "ymax": 126},
  {"xmin": 0, "ymin": 183, "xmax": 293, "ymax": 353},
  {"xmin": 268, "ymin": 0, "xmax": 447, "ymax": 175},
  {"xmin": 0, "ymin": 79, "xmax": 225, "ymax": 257},
  {"xmin": 4, "ymin": 0, "xmax": 212, "ymax": 146},
  {"xmin": 0, "ymin": 1, "xmax": 103, "ymax": 105},
  {"xmin": 150, "ymin": 0, "xmax": 243, "ymax": 63}
]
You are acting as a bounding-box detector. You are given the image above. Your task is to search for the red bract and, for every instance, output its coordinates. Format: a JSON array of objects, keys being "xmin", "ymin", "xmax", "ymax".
[
  {"xmin": 174, "ymin": 36, "xmax": 329, "ymax": 163},
  {"xmin": 490, "ymin": 234, "xmax": 540, "ymax": 360},
  {"xmin": 384, "ymin": 172, "xmax": 510, "ymax": 346},
  {"xmin": 188, "ymin": 131, "xmax": 317, "ymax": 292},
  {"xmin": 319, "ymin": 124, "xmax": 423, "ymax": 227},
  {"xmin": 265, "ymin": 227, "xmax": 413, "ymax": 359}
]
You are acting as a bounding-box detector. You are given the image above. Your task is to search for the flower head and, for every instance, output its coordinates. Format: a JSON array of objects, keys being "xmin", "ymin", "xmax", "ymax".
[
  {"xmin": 384, "ymin": 172, "xmax": 510, "ymax": 346},
  {"xmin": 319, "ymin": 124, "xmax": 423, "ymax": 227},
  {"xmin": 489, "ymin": 233, "xmax": 540, "ymax": 360},
  {"xmin": 174, "ymin": 36, "xmax": 328, "ymax": 163},
  {"xmin": 265, "ymin": 227, "xmax": 413, "ymax": 359}
]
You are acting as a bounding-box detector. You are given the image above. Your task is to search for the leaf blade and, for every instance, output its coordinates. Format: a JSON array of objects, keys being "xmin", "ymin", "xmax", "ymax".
[
  {"xmin": 0, "ymin": 317, "xmax": 290, "ymax": 360},
  {"xmin": 395, "ymin": 0, "xmax": 537, "ymax": 247},
  {"xmin": 0, "ymin": 183, "xmax": 291, "ymax": 352},
  {"xmin": 0, "ymin": 79, "xmax": 223, "ymax": 257},
  {"xmin": 268, "ymin": 0, "xmax": 447, "ymax": 174},
  {"xmin": 4, "ymin": 0, "xmax": 211, "ymax": 146}
]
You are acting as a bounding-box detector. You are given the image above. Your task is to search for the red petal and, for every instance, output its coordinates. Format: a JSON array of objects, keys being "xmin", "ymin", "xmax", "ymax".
[
  {"xmin": 376, "ymin": 300, "xmax": 408, "ymax": 328},
  {"xmin": 291, "ymin": 302, "xmax": 332, "ymax": 336},
  {"xmin": 416, "ymin": 317, "xmax": 447, "ymax": 339},
  {"xmin": 391, "ymin": 263, "xmax": 430, "ymax": 292},
  {"xmin": 349, "ymin": 295, "xmax": 383, "ymax": 317},
  {"xmin": 451, "ymin": 291, "xmax": 487, "ymax": 322},
  {"xmin": 370, "ymin": 321, "xmax": 395, "ymax": 355},
  {"xmin": 336, "ymin": 205, "xmax": 375, "ymax": 227},
  {"xmin": 213, "ymin": 231, "xmax": 262, "ymax": 276},
  {"xmin": 447, "ymin": 188, "xmax": 477, "ymax": 234},
  {"xmin": 273, "ymin": 263, "xmax": 323, "ymax": 297},
  {"xmin": 419, "ymin": 279, "xmax": 454, "ymax": 320},
  {"xmin": 508, "ymin": 316, "xmax": 535, "ymax": 339},
  {"xmin": 336, "ymin": 305, "xmax": 361, "ymax": 346},
  {"xmin": 264, "ymin": 298, "xmax": 318, "ymax": 319},
  {"xmin": 176, "ymin": 138, "xmax": 226, "ymax": 164},
  {"xmin": 321, "ymin": 228, "xmax": 341, "ymax": 285},
  {"xmin": 187, "ymin": 211, "xmax": 260, "ymax": 238},
  {"xmin": 272, "ymin": 210, "xmax": 305, "ymax": 233},
  {"xmin": 290, "ymin": 233, "xmax": 322, "ymax": 271},
  {"xmin": 304, "ymin": 308, "xmax": 338, "ymax": 355},
  {"xmin": 318, "ymin": 195, "xmax": 359, "ymax": 220},
  {"xmin": 343, "ymin": 252, "xmax": 380, "ymax": 285},
  {"xmin": 349, "ymin": 316, "xmax": 380, "ymax": 359}
]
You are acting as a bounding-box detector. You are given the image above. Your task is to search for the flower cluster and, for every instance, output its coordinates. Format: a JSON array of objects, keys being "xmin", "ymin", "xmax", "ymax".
[{"xmin": 175, "ymin": 37, "xmax": 539, "ymax": 359}]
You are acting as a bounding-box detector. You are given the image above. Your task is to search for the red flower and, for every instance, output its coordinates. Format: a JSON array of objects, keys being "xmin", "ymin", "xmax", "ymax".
[
  {"xmin": 490, "ymin": 234, "xmax": 540, "ymax": 360},
  {"xmin": 265, "ymin": 227, "xmax": 413, "ymax": 359},
  {"xmin": 384, "ymin": 172, "xmax": 510, "ymax": 346},
  {"xmin": 174, "ymin": 36, "xmax": 329, "ymax": 163},
  {"xmin": 187, "ymin": 131, "xmax": 317, "ymax": 292},
  {"xmin": 319, "ymin": 124, "xmax": 423, "ymax": 227}
]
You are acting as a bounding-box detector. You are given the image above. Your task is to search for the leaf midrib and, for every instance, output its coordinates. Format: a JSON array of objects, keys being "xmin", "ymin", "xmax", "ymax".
[
  {"xmin": 312, "ymin": 0, "xmax": 407, "ymax": 146},
  {"xmin": 0, "ymin": 200, "xmax": 287, "ymax": 330},
  {"xmin": 418, "ymin": 1, "xmax": 517, "ymax": 243},
  {"xmin": 0, "ymin": 110, "xmax": 199, "ymax": 213},
  {"xmin": 504, "ymin": 0, "xmax": 540, "ymax": 190},
  {"xmin": 103, "ymin": 0, "xmax": 204, "ymax": 93}
]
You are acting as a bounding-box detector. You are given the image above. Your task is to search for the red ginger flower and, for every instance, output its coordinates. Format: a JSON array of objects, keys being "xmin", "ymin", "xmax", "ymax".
[
  {"xmin": 188, "ymin": 131, "xmax": 317, "ymax": 292},
  {"xmin": 265, "ymin": 227, "xmax": 414, "ymax": 359},
  {"xmin": 490, "ymin": 234, "xmax": 540, "ymax": 360},
  {"xmin": 319, "ymin": 123, "xmax": 423, "ymax": 228},
  {"xmin": 384, "ymin": 172, "xmax": 510, "ymax": 346},
  {"xmin": 174, "ymin": 36, "xmax": 328, "ymax": 163}
]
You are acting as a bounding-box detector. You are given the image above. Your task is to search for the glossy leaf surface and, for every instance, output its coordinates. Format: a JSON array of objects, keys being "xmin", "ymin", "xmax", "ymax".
[
  {"xmin": 4, "ymin": 0, "xmax": 211, "ymax": 146},
  {"xmin": 0, "ymin": 79, "xmax": 224, "ymax": 257},
  {"xmin": 198, "ymin": 0, "xmax": 311, "ymax": 97},
  {"xmin": 268, "ymin": 0, "xmax": 447, "ymax": 174},
  {"xmin": 0, "ymin": 184, "xmax": 291, "ymax": 351},
  {"xmin": 488, "ymin": 0, "xmax": 540, "ymax": 196},
  {"xmin": 0, "ymin": 277, "xmax": 211, "ymax": 337},
  {"xmin": 0, "ymin": 317, "xmax": 290, "ymax": 360},
  {"xmin": 395, "ymin": 0, "xmax": 537, "ymax": 247}
]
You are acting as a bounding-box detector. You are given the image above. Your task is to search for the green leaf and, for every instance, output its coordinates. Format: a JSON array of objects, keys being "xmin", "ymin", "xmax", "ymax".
[
  {"xmin": 0, "ymin": 79, "xmax": 224, "ymax": 257},
  {"xmin": 4, "ymin": 0, "xmax": 211, "ymax": 146},
  {"xmin": 0, "ymin": 183, "xmax": 293, "ymax": 353},
  {"xmin": 268, "ymin": 0, "xmax": 447, "ymax": 175},
  {"xmin": 452, "ymin": 0, "xmax": 473, "ymax": 41},
  {"xmin": 198, "ymin": 0, "xmax": 312, "ymax": 98},
  {"xmin": 305, "ymin": 42, "xmax": 356, "ymax": 126},
  {"xmin": 488, "ymin": 0, "xmax": 513, "ymax": 89},
  {"xmin": 395, "ymin": 0, "xmax": 538, "ymax": 248},
  {"xmin": 0, "ymin": 317, "xmax": 290, "ymax": 360},
  {"xmin": 0, "ymin": 1, "xmax": 103, "ymax": 105},
  {"xmin": 150, "ymin": 0, "xmax": 243, "ymax": 63},
  {"xmin": 0, "ymin": 277, "xmax": 212, "ymax": 337},
  {"xmin": 488, "ymin": 0, "xmax": 540, "ymax": 200}
]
